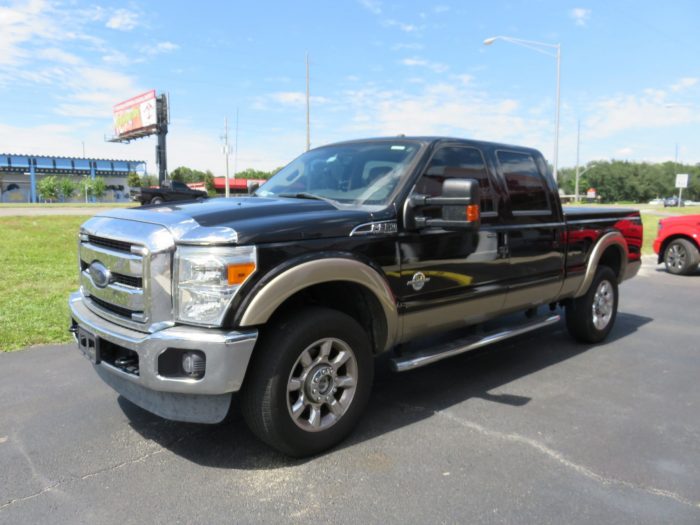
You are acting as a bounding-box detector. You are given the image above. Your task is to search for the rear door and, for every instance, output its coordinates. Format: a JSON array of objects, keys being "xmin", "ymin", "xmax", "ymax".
[
  {"xmin": 397, "ymin": 143, "xmax": 509, "ymax": 341},
  {"xmin": 494, "ymin": 149, "xmax": 565, "ymax": 309}
]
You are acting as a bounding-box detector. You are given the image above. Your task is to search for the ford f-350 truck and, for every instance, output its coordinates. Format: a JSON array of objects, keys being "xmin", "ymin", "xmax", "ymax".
[{"xmin": 69, "ymin": 137, "xmax": 642, "ymax": 456}]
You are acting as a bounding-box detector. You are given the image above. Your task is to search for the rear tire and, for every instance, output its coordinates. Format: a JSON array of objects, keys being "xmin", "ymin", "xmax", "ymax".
[
  {"xmin": 664, "ymin": 239, "xmax": 700, "ymax": 275},
  {"xmin": 241, "ymin": 307, "xmax": 373, "ymax": 457},
  {"xmin": 151, "ymin": 197, "xmax": 163, "ymax": 205},
  {"xmin": 566, "ymin": 266, "xmax": 618, "ymax": 343}
]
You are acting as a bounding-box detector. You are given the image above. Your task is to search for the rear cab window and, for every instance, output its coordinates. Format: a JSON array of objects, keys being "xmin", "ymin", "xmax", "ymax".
[{"xmin": 496, "ymin": 150, "xmax": 552, "ymax": 216}]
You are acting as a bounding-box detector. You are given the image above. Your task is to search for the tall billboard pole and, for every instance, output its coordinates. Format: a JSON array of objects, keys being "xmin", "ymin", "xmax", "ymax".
[{"xmin": 155, "ymin": 94, "xmax": 169, "ymax": 184}]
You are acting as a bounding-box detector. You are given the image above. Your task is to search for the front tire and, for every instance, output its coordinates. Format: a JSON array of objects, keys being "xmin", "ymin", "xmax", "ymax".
[
  {"xmin": 664, "ymin": 239, "xmax": 700, "ymax": 275},
  {"xmin": 241, "ymin": 307, "xmax": 373, "ymax": 457},
  {"xmin": 151, "ymin": 196, "xmax": 163, "ymax": 205},
  {"xmin": 566, "ymin": 266, "xmax": 618, "ymax": 343}
]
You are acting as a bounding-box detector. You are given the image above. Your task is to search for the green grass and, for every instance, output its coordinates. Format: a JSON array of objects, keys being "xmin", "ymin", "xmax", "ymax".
[
  {"xmin": 640, "ymin": 213, "xmax": 661, "ymax": 256},
  {"xmin": 0, "ymin": 216, "xmax": 85, "ymax": 351},
  {"xmin": 0, "ymin": 202, "xmax": 135, "ymax": 208}
]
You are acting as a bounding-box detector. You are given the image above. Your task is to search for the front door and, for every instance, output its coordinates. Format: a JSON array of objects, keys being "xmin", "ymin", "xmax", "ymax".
[{"xmin": 396, "ymin": 144, "xmax": 508, "ymax": 342}]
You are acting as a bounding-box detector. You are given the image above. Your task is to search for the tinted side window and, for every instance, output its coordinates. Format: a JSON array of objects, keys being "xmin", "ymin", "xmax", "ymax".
[
  {"xmin": 496, "ymin": 150, "xmax": 549, "ymax": 212},
  {"xmin": 414, "ymin": 146, "xmax": 495, "ymax": 213}
]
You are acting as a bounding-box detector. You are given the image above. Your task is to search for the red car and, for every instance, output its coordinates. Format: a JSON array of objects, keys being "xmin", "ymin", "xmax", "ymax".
[{"xmin": 653, "ymin": 215, "xmax": 700, "ymax": 274}]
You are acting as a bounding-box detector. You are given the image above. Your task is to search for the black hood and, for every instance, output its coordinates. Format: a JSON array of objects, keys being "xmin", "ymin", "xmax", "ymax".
[{"xmin": 99, "ymin": 197, "xmax": 383, "ymax": 245}]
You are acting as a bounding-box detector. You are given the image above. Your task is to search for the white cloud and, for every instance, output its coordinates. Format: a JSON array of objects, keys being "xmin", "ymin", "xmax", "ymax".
[
  {"xmin": 670, "ymin": 77, "xmax": 698, "ymax": 92},
  {"xmin": 392, "ymin": 42, "xmax": 424, "ymax": 51},
  {"xmin": 259, "ymin": 92, "xmax": 330, "ymax": 108},
  {"xmin": 454, "ymin": 74, "xmax": 473, "ymax": 85},
  {"xmin": 141, "ymin": 41, "xmax": 179, "ymax": 56},
  {"xmin": 54, "ymin": 67, "xmax": 143, "ymax": 119},
  {"xmin": 335, "ymin": 82, "xmax": 546, "ymax": 152},
  {"xmin": 102, "ymin": 50, "xmax": 130, "ymax": 65},
  {"xmin": 570, "ymin": 8, "xmax": 591, "ymax": 27},
  {"xmin": 434, "ymin": 5, "xmax": 450, "ymax": 13},
  {"xmin": 385, "ymin": 19, "xmax": 419, "ymax": 33},
  {"xmin": 358, "ymin": 0, "xmax": 381, "ymax": 15},
  {"xmin": 37, "ymin": 47, "xmax": 82, "ymax": 65},
  {"xmin": 0, "ymin": 0, "xmax": 60, "ymax": 66},
  {"xmin": 106, "ymin": 9, "xmax": 139, "ymax": 31},
  {"xmin": 615, "ymin": 147, "xmax": 634, "ymax": 157},
  {"xmin": 584, "ymin": 80, "xmax": 700, "ymax": 138},
  {"xmin": 400, "ymin": 57, "xmax": 449, "ymax": 73}
]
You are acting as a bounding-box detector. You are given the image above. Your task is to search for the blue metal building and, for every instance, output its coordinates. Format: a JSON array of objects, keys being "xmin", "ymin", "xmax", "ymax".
[{"xmin": 0, "ymin": 154, "xmax": 146, "ymax": 203}]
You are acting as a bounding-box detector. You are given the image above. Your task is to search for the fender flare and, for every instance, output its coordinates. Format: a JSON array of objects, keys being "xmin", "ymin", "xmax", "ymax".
[
  {"xmin": 238, "ymin": 257, "xmax": 399, "ymax": 351},
  {"xmin": 573, "ymin": 231, "xmax": 629, "ymax": 298}
]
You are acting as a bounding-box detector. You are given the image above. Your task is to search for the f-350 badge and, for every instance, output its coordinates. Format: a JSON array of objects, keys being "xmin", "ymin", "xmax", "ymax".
[{"xmin": 407, "ymin": 272, "xmax": 430, "ymax": 291}]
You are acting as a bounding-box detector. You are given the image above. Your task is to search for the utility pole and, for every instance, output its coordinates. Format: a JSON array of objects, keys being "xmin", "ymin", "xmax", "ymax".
[
  {"xmin": 306, "ymin": 52, "xmax": 310, "ymax": 151},
  {"xmin": 575, "ymin": 119, "xmax": 581, "ymax": 202},
  {"xmin": 233, "ymin": 108, "xmax": 239, "ymax": 184},
  {"xmin": 223, "ymin": 117, "xmax": 230, "ymax": 198}
]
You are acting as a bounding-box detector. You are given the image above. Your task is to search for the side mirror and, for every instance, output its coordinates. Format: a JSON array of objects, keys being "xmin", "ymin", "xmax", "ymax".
[
  {"xmin": 247, "ymin": 180, "xmax": 260, "ymax": 194},
  {"xmin": 405, "ymin": 178, "xmax": 480, "ymax": 230}
]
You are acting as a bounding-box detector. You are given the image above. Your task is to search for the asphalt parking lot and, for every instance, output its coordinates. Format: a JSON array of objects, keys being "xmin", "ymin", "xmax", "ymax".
[{"xmin": 1, "ymin": 258, "xmax": 698, "ymax": 524}]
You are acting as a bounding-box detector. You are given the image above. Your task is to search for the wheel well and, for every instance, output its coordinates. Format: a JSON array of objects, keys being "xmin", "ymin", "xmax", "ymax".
[
  {"xmin": 598, "ymin": 245, "xmax": 623, "ymax": 280},
  {"xmin": 660, "ymin": 235, "xmax": 699, "ymax": 258},
  {"xmin": 265, "ymin": 281, "xmax": 388, "ymax": 355}
]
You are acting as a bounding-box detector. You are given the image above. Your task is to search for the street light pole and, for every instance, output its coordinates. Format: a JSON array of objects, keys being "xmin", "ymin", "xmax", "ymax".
[{"xmin": 483, "ymin": 35, "xmax": 561, "ymax": 181}]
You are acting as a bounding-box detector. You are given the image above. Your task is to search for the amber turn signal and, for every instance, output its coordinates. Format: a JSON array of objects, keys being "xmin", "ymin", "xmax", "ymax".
[
  {"xmin": 466, "ymin": 204, "xmax": 480, "ymax": 222},
  {"xmin": 227, "ymin": 262, "xmax": 256, "ymax": 285}
]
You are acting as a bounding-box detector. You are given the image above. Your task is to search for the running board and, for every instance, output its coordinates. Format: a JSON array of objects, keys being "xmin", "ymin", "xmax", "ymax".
[{"xmin": 390, "ymin": 314, "xmax": 561, "ymax": 372}]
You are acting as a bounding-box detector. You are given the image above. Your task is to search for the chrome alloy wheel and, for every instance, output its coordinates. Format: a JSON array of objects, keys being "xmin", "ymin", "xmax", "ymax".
[
  {"xmin": 592, "ymin": 279, "xmax": 615, "ymax": 330},
  {"xmin": 667, "ymin": 243, "xmax": 687, "ymax": 271},
  {"xmin": 286, "ymin": 338, "xmax": 358, "ymax": 432}
]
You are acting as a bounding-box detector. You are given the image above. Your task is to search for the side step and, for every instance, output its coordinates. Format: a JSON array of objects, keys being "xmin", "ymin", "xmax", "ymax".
[{"xmin": 390, "ymin": 314, "xmax": 561, "ymax": 372}]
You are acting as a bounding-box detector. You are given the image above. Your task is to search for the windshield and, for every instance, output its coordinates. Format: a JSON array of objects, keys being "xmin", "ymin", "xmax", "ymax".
[{"xmin": 256, "ymin": 140, "xmax": 422, "ymax": 208}]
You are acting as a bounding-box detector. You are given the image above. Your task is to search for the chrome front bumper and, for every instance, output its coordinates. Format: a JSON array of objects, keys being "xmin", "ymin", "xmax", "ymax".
[{"xmin": 69, "ymin": 292, "xmax": 258, "ymax": 423}]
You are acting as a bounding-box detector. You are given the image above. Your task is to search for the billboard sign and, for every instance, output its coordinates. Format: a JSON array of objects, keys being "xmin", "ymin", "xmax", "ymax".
[{"xmin": 113, "ymin": 90, "xmax": 157, "ymax": 138}]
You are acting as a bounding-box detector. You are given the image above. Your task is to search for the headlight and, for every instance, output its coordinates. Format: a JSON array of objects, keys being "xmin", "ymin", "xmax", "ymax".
[{"xmin": 174, "ymin": 245, "xmax": 256, "ymax": 326}]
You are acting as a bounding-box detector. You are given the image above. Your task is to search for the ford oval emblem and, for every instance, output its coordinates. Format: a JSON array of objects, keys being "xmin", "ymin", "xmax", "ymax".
[{"xmin": 89, "ymin": 261, "xmax": 112, "ymax": 289}]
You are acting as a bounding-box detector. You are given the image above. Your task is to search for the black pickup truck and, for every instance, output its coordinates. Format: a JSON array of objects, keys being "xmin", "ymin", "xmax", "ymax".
[
  {"xmin": 130, "ymin": 179, "xmax": 208, "ymax": 205},
  {"xmin": 70, "ymin": 137, "xmax": 642, "ymax": 456}
]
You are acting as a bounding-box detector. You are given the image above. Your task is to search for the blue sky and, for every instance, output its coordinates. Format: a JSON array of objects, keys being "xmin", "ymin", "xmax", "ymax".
[{"xmin": 1, "ymin": 0, "xmax": 699, "ymax": 175}]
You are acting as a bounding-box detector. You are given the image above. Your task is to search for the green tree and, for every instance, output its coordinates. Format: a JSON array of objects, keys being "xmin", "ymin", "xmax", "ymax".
[
  {"xmin": 236, "ymin": 168, "xmax": 277, "ymax": 180},
  {"xmin": 204, "ymin": 170, "xmax": 216, "ymax": 195},
  {"xmin": 127, "ymin": 172, "xmax": 141, "ymax": 188},
  {"xmin": 37, "ymin": 176, "xmax": 60, "ymax": 202},
  {"xmin": 93, "ymin": 177, "xmax": 107, "ymax": 199},
  {"xmin": 142, "ymin": 175, "xmax": 158, "ymax": 187},
  {"xmin": 58, "ymin": 177, "xmax": 77, "ymax": 202},
  {"xmin": 170, "ymin": 166, "xmax": 193, "ymax": 182},
  {"xmin": 79, "ymin": 177, "xmax": 94, "ymax": 200}
]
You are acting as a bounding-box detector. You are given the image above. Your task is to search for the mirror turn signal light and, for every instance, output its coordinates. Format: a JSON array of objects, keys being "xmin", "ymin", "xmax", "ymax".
[
  {"xmin": 466, "ymin": 204, "xmax": 480, "ymax": 222},
  {"xmin": 227, "ymin": 262, "xmax": 256, "ymax": 285}
]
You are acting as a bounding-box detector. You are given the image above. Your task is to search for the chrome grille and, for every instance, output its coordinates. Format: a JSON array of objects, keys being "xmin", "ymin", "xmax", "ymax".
[
  {"xmin": 89, "ymin": 295, "xmax": 142, "ymax": 318},
  {"xmin": 112, "ymin": 272, "xmax": 143, "ymax": 288},
  {"xmin": 88, "ymin": 235, "xmax": 132, "ymax": 253},
  {"xmin": 78, "ymin": 217, "xmax": 175, "ymax": 333}
]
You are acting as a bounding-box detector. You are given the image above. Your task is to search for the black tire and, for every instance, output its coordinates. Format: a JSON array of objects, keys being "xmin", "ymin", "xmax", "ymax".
[
  {"xmin": 566, "ymin": 265, "xmax": 618, "ymax": 343},
  {"xmin": 241, "ymin": 307, "xmax": 374, "ymax": 457},
  {"xmin": 151, "ymin": 197, "xmax": 163, "ymax": 205},
  {"xmin": 663, "ymin": 238, "xmax": 700, "ymax": 275}
]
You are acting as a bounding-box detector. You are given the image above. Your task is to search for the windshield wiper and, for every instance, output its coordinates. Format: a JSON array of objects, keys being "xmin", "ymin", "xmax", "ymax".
[{"xmin": 278, "ymin": 192, "xmax": 339, "ymax": 206}]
